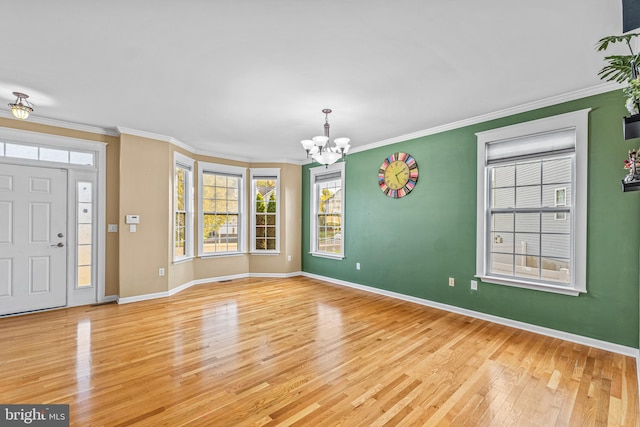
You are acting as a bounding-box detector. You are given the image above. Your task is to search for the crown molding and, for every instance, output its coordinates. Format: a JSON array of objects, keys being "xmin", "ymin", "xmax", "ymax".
[
  {"xmin": 2, "ymin": 82, "xmax": 621, "ymax": 165},
  {"xmin": 116, "ymin": 126, "xmax": 303, "ymax": 165},
  {"xmin": 350, "ymin": 82, "xmax": 622, "ymax": 154},
  {"xmin": 0, "ymin": 109, "xmax": 119, "ymax": 136}
]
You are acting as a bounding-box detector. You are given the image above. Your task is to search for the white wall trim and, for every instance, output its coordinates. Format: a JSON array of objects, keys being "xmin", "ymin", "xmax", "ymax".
[
  {"xmin": 0, "ymin": 110, "xmax": 119, "ymax": 136},
  {"xmin": 116, "ymin": 126, "xmax": 303, "ymax": 165},
  {"xmin": 116, "ymin": 272, "xmax": 304, "ymax": 304},
  {"xmin": 350, "ymin": 82, "xmax": 619, "ymax": 155},
  {"xmin": 302, "ymin": 272, "xmax": 638, "ymax": 358},
  {"xmin": 1, "ymin": 82, "xmax": 618, "ymax": 164},
  {"xmin": 248, "ymin": 271, "xmax": 303, "ymax": 278}
]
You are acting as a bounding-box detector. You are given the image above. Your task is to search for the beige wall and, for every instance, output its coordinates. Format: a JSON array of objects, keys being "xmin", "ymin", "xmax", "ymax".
[
  {"xmin": 0, "ymin": 118, "xmax": 301, "ymax": 300},
  {"xmin": 118, "ymin": 133, "xmax": 171, "ymax": 297}
]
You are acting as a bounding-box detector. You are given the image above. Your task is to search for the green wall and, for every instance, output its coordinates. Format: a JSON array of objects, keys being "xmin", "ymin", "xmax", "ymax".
[{"xmin": 302, "ymin": 90, "xmax": 640, "ymax": 348}]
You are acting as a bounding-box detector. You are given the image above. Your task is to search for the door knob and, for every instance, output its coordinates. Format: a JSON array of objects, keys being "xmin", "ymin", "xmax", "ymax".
[{"xmin": 51, "ymin": 242, "xmax": 64, "ymax": 247}]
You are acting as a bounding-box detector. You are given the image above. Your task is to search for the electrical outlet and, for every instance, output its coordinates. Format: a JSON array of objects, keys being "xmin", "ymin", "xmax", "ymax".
[
  {"xmin": 356, "ymin": 262, "xmax": 361, "ymax": 270},
  {"xmin": 449, "ymin": 277, "xmax": 455, "ymax": 287},
  {"xmin": 159, "ymin": 268, "xmax": 165, "ymax": 276},
  {"xmin": 471, "ymin": 280, "xmax": 478, "ymax": 290},
  {"xmin": 287, "ymin": 255, "xmax": 292, "ymax": 262}
]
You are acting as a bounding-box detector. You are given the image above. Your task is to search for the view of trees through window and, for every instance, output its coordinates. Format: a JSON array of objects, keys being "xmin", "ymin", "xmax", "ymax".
[
  {"xmin": 202, "ymin": 173, "xmax": 240, "ymax": 253},
  {"xmin": 175, "ymin": 166, "xmax": 187, "ymax": 257},
  {"xmin": 316, "ymin": 180, "xmax": 342, "ymax": 254},
  {"xmin": 254, "ymin": 179, "xmax": 277, "ymax": 250}
]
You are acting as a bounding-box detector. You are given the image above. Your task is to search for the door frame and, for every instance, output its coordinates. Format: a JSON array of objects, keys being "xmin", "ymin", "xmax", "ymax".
[{"xmin": 0, "ymin": 126, "xmax": 106, "ymax": 307}]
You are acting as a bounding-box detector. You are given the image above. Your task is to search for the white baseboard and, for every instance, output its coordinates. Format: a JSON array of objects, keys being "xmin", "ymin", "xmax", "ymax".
[
  {"xmin": 303, "ymin": 272, "xmax": 639, "ymax": 358},
  {"xmin": 248, "ymin": 271, "xmax": 303, "ymax": 278},
  {"xmin": 116, "ymin": 272, "xmax": 304, "ymax": 304},
  {"xmin": 102, "ymin": 295, "xmax": 118, "ymax": 303}
]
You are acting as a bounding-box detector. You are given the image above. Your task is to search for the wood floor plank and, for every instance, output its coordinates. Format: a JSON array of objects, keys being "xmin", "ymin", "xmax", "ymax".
[{"xmin": 0, "ymin": 276, "xmax": 637, "ymax": 426}]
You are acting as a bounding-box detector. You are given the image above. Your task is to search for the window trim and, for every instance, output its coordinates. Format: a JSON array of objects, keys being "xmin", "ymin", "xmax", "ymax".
[
  {"xmin": 174, "ymin": 152, "xmax": 195, "ymax": 262},
  {"xmin": 250, "ymin": 168, "xmax": 281, "ymax": 254},
  {"xmin": 197, "ymin": 161, "xmax": 247, "ymax": 257},
  {"xmin": 476, "ymin": 109, "xmax": 590, "ymax": 296},
  {"xmin": 309, "ymin": 162, "xmax": 345, "ymax": 260}
]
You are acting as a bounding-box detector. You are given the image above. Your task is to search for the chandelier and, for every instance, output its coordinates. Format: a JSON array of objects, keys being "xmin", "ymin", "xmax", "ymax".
[
  {"xmin": 300, "ymin": 109, "xmax": 350, "ymax": 166},
  {"xmin": 8, "ymin": 92, "xmax": 34, "ymax": 120}
]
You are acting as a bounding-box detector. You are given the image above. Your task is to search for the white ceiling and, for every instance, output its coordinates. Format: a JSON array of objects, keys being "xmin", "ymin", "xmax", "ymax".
[{"xmin": 0, "ymin": 0, "xmax": 625, "ymax": 162}]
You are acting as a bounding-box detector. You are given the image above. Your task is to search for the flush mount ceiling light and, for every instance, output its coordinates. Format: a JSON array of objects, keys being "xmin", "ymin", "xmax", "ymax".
[
  {"xmin": 8, "ymin": 92, "xmax": 34, "ymax": 120},
  {"xmin": 300, "ymin": 109, "xmax": 351, "ymax": 167}
]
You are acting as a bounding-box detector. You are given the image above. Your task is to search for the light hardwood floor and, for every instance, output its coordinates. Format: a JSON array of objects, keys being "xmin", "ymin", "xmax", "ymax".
[{"xmin": 1, "ymin": 277, "xmax": 638, "ymax": 426}]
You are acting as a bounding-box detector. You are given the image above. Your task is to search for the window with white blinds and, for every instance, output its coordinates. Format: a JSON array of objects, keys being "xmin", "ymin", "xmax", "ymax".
[{"xmin": 476, "ymin": 109, "xmax": 590, "ymax": 296}]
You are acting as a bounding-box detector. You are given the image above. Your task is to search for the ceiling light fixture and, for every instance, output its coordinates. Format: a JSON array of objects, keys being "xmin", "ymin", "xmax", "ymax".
[
  {"xmin": 8, "ymin": 92, "xmax": 34, "ymax": 120},
  {"xmin": 300, "ymin": 109, "xmax": 350, "ymax": 167}
]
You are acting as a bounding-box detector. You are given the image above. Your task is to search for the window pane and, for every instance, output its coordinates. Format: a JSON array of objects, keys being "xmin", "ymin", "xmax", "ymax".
[
  {"xmin": 266, "ymin": 239, "xmax": 276, "ymax": 250},
  {"xmin": 515, "ymin": 233, "xmax": 540, "ymax": 255},
  {"xmin": 492, "ymin": 213, "xmax": 513, "ymax": 232},
  {"xmin": 542, "ymin": 212, "xmax": 571, "ymax": 233},
  {"xmin": 202, "ymin": 199, "xmax": 214, "ymax": 212},
  {"xmin": 543, "ymin": 185, "xmax": 571, "ymax": 208},
  {"xmin": 77, "ymin": 266, "xmax": 92, "ymax": 287},
  {"xmin": 515, "ymin": 213, "xmax": 539, "ymax": 233},
  {"xmin": 491, "ymin": 232, "xmax": 513, "ymax": 252},
  {"xmin": 78, "ymin": 203, "xmax": 92, "ymax": 224},
  {"xmin": 541, "ymin": 234, "xmax": 570, "ymax": 259},
  {"xmin": 515, "ymin": 186, "xmax": 541, "ymax": 208},
  {"xmin": 266, "ymin": 214, "xmax": 276, "ymax": 226},
  {"xmin": 78, "ymin": 245, "xmax": 92, "ymax": 267},
  {"xmin": 6, "ymin": 143, "xmax": 38, "ymax": 159},
  {"xmin": 491, "ymin": 187, "xmax": 514, "ymax": 208},
  {"xmin": 40, "ymin": 147, "xmax": 69, "ymax": 163},
  {"xmin": 541, "ymin": 258, "xmax": 570, "ymax": 283},
  {"xmin": 492, "ymin": 165, "xmax": 515, "ymax": 188},
  {"xmin": 70, "ymin": 151, "xmax": 94, "ymax": 165},
  {"xmin": 543, "ymin": 158, "xmax": 571, "ymax": 184},
  {"xmin": 266, "ymin": 226, "xmax": 276, "ymax": 238},
  {"xmin": 516, "ymin": 161, "xmax": 541, "ymax": 186},
  {"xmin": 78, "ymin": 225, "xmax": 92, "ymax": 247},
  {"xmin": 176, "ymin": 167, "xmax": 185, "ymax": 211},
  {"xmin": 227, "ymin": 177, "xmax": 239, "ymax": 188},
  {"xmin": 490, "ymin": 252, "xmax": 514, "ymax": 276}
]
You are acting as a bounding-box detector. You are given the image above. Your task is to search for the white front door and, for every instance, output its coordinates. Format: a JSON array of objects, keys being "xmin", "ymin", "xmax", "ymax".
[{"xmin": 0, "ymin": 164, "xmax": 67, "ymax": 315}]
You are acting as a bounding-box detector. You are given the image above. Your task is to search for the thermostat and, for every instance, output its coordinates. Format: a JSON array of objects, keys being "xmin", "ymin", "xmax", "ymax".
[{"xmin": 125, "ymin": 215, "xmax": 140, "ymax": 224}]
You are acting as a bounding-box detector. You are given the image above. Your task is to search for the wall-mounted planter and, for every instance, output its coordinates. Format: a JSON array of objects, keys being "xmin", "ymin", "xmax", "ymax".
[
  {"xmin": 623, "ymin": 114, "xmax": 640, "ymax": 139},
  {"xmin": 622, "ymin": 179, "xmax": 640, "ymax": 192}
]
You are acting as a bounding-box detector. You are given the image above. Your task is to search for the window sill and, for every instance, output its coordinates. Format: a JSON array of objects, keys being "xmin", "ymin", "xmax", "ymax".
[
  {"xmin": 173, "ymin": 256, "xmax": 194, "ymax": 265},
  {"xmin": 477, "ymin": 275, "xmax": 584, "ymax": 296},
  {"xmin": 199, "ymin": 252, "xmax": 246, "ymax": 259},
  {"xmin": 250, "ymin": 251, "xmax": 281, "ymax": 256},
  {"xmin": 310, "ymin": 252, "xmax": 345, "ymax": 260}
]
